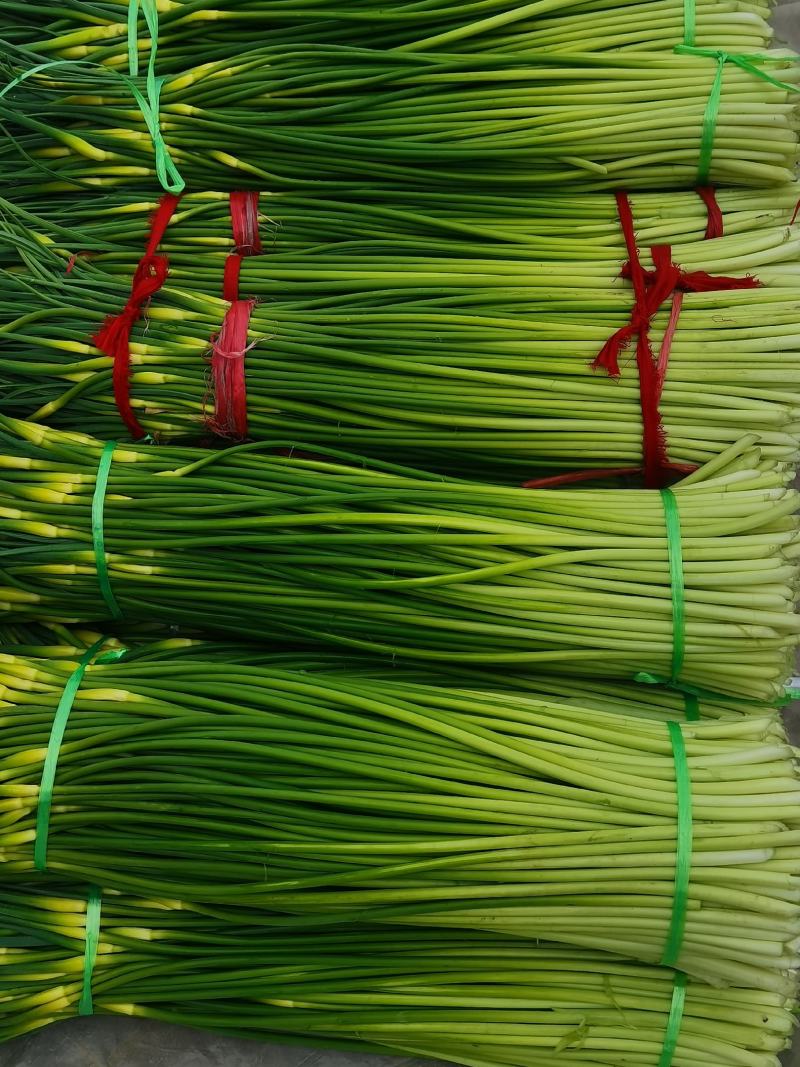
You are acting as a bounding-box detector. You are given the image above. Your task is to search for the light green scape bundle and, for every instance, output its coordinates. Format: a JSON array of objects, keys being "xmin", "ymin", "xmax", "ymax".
[
  {"xmin": 1, "ymin": 188, "xmax": 799, "ymax": 475},
  {"xmin": 0, "ymin": 44, "xmax": 798, "ymax": 193},
  {"xmin": 4, "ymin": 0, "xmax": 778, "ymax": 60},
  {"xmin": 0, "ymin": 880, "xmax": 795, "ymax": 1067},
  {"xmin": 0, "ymin": 418, "xmax": 797, "ymax": 699}
]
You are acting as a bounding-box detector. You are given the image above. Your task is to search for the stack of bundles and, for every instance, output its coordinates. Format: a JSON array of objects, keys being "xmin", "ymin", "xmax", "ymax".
[
  {"xmin": 0, "ymin": 45, "xmax": 798, "ymax": 192},
  {"xmin": 2, "ymin": 0, "xmax": 800, "ymax": 1064},
  {"xmin": 1, "ymin": 882, "xmax": 795, "ymax": 1066},
  {"xmin": 3, "ymin": 0, "xmax": 778, "ymax": 57},
  {"xmin": 1, "ymin": 189, "xmax": 799, "ymax": 475},
  {"xmin": 0, "ymin": 418, "xmax": 797, "ymax": 698},
  {"xmin": 1, "ymin": 644, "xmax": 800, "ymax": 992}
]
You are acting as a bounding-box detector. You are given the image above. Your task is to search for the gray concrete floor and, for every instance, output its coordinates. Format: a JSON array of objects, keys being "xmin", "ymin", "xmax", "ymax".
[{"xmin": 2, "ymin": 5, "xmax": 799, "ymax": 1065}]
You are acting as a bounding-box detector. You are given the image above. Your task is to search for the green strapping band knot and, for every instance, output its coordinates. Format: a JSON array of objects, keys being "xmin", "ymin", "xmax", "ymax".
[
  {"xmin": 79, "ymin": 887, "xmax": 102, "ymax": 1016},
  {"xmin": 126, "ymin": 0, "xmax": 185, "ymax": 194},
  {"xmin": 657, "ymin": 971, "xmax": 688, "ymax": 1067},
  {"xmin": 93, "ymin": 440, "xmax": 124, "ymax": 620},
  {"xmin": 674, "ymin": 45, "xmax": 799, "ymax": 184},
  {"xmin": 661, "ymin": 720, "xmax": 693, "ymax": 970}
]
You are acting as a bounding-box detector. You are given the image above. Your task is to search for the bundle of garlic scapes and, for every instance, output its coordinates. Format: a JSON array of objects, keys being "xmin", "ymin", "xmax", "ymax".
[
  {"xmin": 0, "ymin": 418, "xmax": 797, "ymax": 698},
  {"xmin": 0, "ymin": 880, "xmax": 795, "ymax": 1066},
  {"xmin": 1, "ymin": 196, "xmax": 799, "ymax": 475},
  {"xmin": 5, "ymin": 0, "xmax": 777, "ymax": 61},
  {"xmin": 1, "ymin": 46, "xmax": 798, "ymax": 192}
]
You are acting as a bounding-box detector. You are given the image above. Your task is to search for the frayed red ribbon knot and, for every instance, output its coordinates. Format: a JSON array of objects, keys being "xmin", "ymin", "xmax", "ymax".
[
  {"xmin": 592, "ymin": 191, "xmax": 760, "ymax": 488},
  {"xmin": 90, "ymin": 192, "xmax": 181, "ymax": 439},
  {"xmin": 592, "ymin": 245, "xmax": 683, "ymax": 381},
  {"xmin": 620, "ymin": 251, "xmax": 760, "ymax": 296},
  {"xmin": 92, "ymin": 253, "xmax": 170, "ymax": 440}
]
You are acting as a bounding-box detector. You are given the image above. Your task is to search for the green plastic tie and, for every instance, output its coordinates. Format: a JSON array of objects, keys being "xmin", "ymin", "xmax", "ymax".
[
  {"xmin": 683, "ymin": 0, "xmax": 696, "ymax": 47},
  {"xmin": 79, "ymin": 887, "xmax": 102, "ymax": 1016},
  {"xmin": 675, "ymin": 46, "xmax": 799, "ymax": 183},
  {"xmin": 660, "ymin": 488, "xmax": 685, "ymax": 686},
  {"xmin": 657, "ymin": 971, "xmax": 688, "ymax": 1067},
  {"xmin": 126, "ymin": 0, "xmax": 185, "ymax": 194},
  {"xmin": 661, "ymin": 721, "xmax": 693, "ymax": 969},
  {"xmin": 683, "ymin": 693, "xmax": 699, "ymax": 721},
  {"xmin": 92, "ymin": 440, "xmax": 123, "ymax": 620},
  {"xmin": 34, "ymin": 639, "xmax": 107, "ymax": 871}
]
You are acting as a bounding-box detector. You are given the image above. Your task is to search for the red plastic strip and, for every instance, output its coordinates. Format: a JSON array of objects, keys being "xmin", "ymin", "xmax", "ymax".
[
  {"xmin": 230, "ymin": 191, "xmax": 262, "ymax": 255},
  {"xmin": 791, "ymin": 199, "xmax": 800, "ymax": 226},
  {"xmin": 144, "ymin": 193, "xmax": 181, "ymax": 257},
  {"xmin": 223, "ymin": 253, "xmax": 243, "ymax": 302},
  {"xmin": 622, "ymin": 257, "xmax": 760, "ymax": 295},
  {"xmin": 696, "ymin": 186, "xmax": 723, "ymax": 239},
  {"xmin": 92, "ymin": 192, "xmax": 181, "ymax": 439},
  {"xmin": 208, "ymin": 299, "xmax": 256, "ymax": 438},
  {"xmin": 66, "ymin": 251, "xmax": 91, "ymax": 274},
  {"xmin": 592, "ymin": 193, "xmax": 676, "ymax": 488},
  {"xmin": 592, "ymin": 193, "xmax": 760, "ymax": 488},
  {"xmin": 206, "ymin": 193, "xmax": 263, "ymax": 437},
  {"xmin": 657, "ymin": 291, "xmax": 684, "ymax": 400},
  {"xmin": 522, "ymin": 461, "xmax": 696, "ymax": 491}
]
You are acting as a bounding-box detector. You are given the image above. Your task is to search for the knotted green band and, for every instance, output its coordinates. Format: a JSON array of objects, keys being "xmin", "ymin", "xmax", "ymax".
[
  {"xmin": 127, "ymin": 0, "xmax": 185, "ymax": 194},
  {"xmin": 675, "ymin": 45, "xmax": 799, "ymax": 183}
]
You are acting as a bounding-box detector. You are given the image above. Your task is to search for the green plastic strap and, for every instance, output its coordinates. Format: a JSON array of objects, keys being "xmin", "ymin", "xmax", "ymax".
[
  {"xmin": 638, "ymin": 672, "xmax": 800, "ymax": 711},
  {"xmin": 674, "ymin": 46, "xmax": 800, "ymax": 183},
  {"xmin": 78, "ymin": 886, "xmax": 102, "ymax": 1016},
  {"xmin": 683, "ymin": 693, "xmax": 699, "ymax": 721},
  {"xmin": 93, "ymin": 440, "xmax": 124, "ymax": 620},
  {"xmin": 660, "ymin": 489, "xmax": 685, "ymax": 686},
  {"xmin": 683, "ymin": 0, "xmax": 695, "ymax": 47},
  {"xmin": 126, "ymin": 0, "xmax": 185, "ymax": 194},
  {"xmin": 34, "ymin": 638, "xmax": 107, "ymax": 871},
  {"xmin": 661, "ymin": 721, "xmax": 693, "ymax": 969},
  {"xmin": 657, "ymin": 971, "xmax": 688, "ymax": 1067}
]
